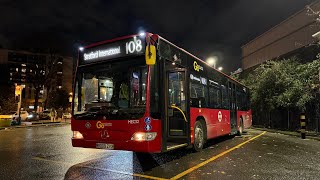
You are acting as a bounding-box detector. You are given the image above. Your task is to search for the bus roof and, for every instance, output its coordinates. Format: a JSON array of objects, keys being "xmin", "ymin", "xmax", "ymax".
[
  {"xmin": 81, "ymin": 33, "xmax": 246, "ymax": 87},
  {"xmin": 84, "ymin": 34, "xmax": 138, "ymax": 49}
]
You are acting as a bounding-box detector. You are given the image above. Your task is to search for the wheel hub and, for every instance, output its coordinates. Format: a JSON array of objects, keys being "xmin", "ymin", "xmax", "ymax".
[{"xmin": 195, "ymin": 127, "xmax": 203, "ymax": 148}]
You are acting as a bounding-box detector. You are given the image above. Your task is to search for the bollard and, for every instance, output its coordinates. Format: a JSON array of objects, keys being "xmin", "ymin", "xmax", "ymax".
[{"xmin": 300, "ymin": 113, "xmax": 306, "ymax": 139}]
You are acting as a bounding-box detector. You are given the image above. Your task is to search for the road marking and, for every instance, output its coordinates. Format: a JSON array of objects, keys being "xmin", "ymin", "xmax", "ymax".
[
  {"xmin": 170, "ymin": 131, "xmax": 267, "ymax": 180},
  {"xmin": 133, "ymin": 173, "xmax": 168, "ymax": 180},
  {"xmin": 32, "ymin": 156, "xmax": 167, "ymax": 180}
]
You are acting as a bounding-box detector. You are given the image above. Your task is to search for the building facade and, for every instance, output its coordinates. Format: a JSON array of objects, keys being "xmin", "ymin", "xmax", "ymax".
[
  {"xmin": 0, "ymin": 49, "xmax": 73, "ymax": 112},
  {"xmin": 242, "ymin": 1, "xmax": 320, "ymax": 70}
]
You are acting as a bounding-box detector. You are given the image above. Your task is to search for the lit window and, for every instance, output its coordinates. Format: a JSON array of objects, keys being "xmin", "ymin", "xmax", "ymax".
[
  {"xmin": 22, "ymin": 68, "xmax": 26, "ymax": 73},
  {"xmin": 16, "ymin": 68, "xmax": 19, "ymax": 72},
  {"xmin": 10, "ymin": 73, "xmax": 12, "ymax": 76},
  {"xmin": 57, "ymin": 62, "xmax": 63, "ymax": 64},
  {"xmin": 30, "ymin": 69, "xmax": 33, "ymax": 72},
  {"xmin": 58, "ymin": 86, "xmax": 62, "ymax": 89},
  {"xmin": 21, "ymin": 64, "xmax": 26, "ymax": 67},
  {"xmin": 57, "ymin": 71, "xmax": 62, "ymax": 74}
]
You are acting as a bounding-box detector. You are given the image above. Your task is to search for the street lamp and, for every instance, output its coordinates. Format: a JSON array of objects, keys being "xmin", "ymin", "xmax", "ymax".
[
  {"xmin": 139, "ymin": 31, "xmax": 146, "ymax": 37},
  {"xmin": 218, "ymin": 66, "xmax": 223, "ymax": 71},
  {"xmin": 206, "ymin": 56, "xmax": 218, "ymax": 68}
]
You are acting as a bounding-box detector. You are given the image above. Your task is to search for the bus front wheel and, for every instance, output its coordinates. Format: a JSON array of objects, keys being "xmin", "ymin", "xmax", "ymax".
[{"xmin": 193, "ymin": 121, "xmax": 205, "ymax": 152}]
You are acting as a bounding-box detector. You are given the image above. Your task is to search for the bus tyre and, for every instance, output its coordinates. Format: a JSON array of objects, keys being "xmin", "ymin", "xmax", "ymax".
[
  {"xmin": 237, "ymin": 118, "xmax": 244, "ymax": 136},
  {"xmin": 193, "ymin": 121, "xmax": 205, "ymax": 152}
]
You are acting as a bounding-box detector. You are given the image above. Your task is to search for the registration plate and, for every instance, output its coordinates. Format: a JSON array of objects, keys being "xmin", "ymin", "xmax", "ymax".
[{"xmin": 96, "ymin": 143, "xmax": 114, "ymax": 149}]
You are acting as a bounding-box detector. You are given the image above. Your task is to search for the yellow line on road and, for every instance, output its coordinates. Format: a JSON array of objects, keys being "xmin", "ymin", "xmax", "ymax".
[
  {"xmin": 32, "ymin": 156, "xmax": 167, "ymax": 180},
  {"xmin": 170, "ymin": 131, "xmax": 267, "ymax": 180},
  {"xmin": 133, "ymin": 173, "xmax": 168, "ymax": 180}
]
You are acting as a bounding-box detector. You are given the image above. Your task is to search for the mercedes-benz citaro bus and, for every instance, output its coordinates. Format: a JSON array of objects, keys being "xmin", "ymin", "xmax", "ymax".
[{"xmin": 71, "ymin": 32, "xmax": 252, "ymax": 153}]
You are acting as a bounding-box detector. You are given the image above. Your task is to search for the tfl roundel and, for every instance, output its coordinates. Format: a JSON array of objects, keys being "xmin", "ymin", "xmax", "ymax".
[
  {"xmin": 145, "ymin": 124, "xmax": 152, "ymax": 131},
  {"xmin": 144, "ymin": 117, "xmax": 151, "ymax": 124}
]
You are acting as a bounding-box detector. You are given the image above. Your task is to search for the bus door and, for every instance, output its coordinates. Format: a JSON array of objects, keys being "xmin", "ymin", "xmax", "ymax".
[
  {"xmin": 165, "ymin": 69, "xmax": 189, "ymax": 148},
  {"xmin": 229, "ymin": 81, "xmax": 237, "ymax": 133}
]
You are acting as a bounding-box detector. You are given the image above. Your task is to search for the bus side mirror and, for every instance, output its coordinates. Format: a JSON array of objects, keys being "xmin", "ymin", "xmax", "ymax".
[{"xmin": 145, "ymin": 45, "xmax": 156, "ymax": 65}]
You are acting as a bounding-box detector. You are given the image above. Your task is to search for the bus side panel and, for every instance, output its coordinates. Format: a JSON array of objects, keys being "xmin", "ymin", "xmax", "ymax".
[
  {"xmin": 245, "ymin": 109, "xmax": 253, "ymax": 128},
  {"xmin": 190, "ymin": 108, "xmax": 231, "ymax": 143},
  {"xmin": 237, "ymin": 110, "xmax": 252, "ymax": 129}
]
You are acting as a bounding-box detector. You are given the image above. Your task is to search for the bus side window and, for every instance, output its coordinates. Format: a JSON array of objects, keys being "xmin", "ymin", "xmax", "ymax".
[
  {"xmin": 189, "ymin": 82, "xmax": 207, "ymax": 108},
  {"xmin": 221, "ymin": 85, "xmax": 229, "ymax": 109},
  {"xmin": 209, "ymin": 86, "xmax": 221, "ymax": 108},
  {"xmin": 190, "ymin": 97, "xmax": 199, "ymax": 107},
  {"xmin": 236, "ymin": 91, "xmax": 242, "ymax": 110},
  {"xmin": 190, "ymin": 84, "xmax": 199, "ymax": 108}
]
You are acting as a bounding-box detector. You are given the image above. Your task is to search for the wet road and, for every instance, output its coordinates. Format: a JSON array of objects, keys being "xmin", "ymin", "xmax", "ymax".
[{"xmin": 0, "ymin": 125, "xmax": 320, "ymax": 180}]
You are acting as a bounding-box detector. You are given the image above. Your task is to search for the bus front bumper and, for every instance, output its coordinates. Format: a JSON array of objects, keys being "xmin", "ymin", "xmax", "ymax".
[{"xmin": 72, "ymin": 138, "xmax": 162, "ymax": 153}]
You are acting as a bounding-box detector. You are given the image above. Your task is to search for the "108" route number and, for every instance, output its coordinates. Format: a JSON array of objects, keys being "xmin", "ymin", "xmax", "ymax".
[{"xmin": 126, "ymin": 39, "xmax": 142, "ymax": 54}]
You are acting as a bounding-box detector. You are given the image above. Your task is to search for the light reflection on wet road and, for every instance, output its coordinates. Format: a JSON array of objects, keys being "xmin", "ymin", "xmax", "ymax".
[{"xmin": 0, "ymin": 125, "xmax": 320, "ymax": 180}]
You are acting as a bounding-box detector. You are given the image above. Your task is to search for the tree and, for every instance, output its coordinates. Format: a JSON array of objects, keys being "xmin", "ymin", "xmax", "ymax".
[
  {"xmin": 42, "ymin": 51, "xmax": 61, "ymax": 109},
  {"xmin": 241, "ymin": 58, "xmax": 320, "ymax": 111},
  {"xmin": 238, "ymin": 56, "xmax": 320, "ymax": 129},
  {"xmin": 30, "ymin": 63, "xmax": 46, "ymax": 112},
  {"xmin": 30, "ymin": 50, "xmax": 61, "ymax": 112},
  {"xmin": 47, "ymin": 89, "xmax": 69, "ymax": 110}
]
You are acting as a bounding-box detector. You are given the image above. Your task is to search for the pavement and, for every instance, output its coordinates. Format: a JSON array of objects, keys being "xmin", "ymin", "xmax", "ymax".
[
  {"xmin": 252, "ymin": 127, "xmax": 320, "ymax": 141},
  {"xmin": 0, "ymin": 118, "xmax": 71, "ymax": 130}
]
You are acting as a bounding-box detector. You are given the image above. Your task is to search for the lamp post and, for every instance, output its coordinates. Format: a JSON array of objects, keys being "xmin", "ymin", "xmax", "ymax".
[{"xmin": 15, "ymin": 84, "xmax": 24, "ymax": 124}]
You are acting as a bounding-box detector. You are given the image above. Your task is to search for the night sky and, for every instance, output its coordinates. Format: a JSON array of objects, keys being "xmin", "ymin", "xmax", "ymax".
[{"xmin": 0, "ymin": 0, "xmax": 314, "ymax": 72}]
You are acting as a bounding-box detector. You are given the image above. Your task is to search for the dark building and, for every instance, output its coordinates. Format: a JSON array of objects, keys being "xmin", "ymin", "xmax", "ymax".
[
  {"xmin": 242, "ymin": 1, "xmax": 320, "ymax": 70},
  {"xmin": 0, "ymin": 49, "xmax": 73, "ymax": 112}
]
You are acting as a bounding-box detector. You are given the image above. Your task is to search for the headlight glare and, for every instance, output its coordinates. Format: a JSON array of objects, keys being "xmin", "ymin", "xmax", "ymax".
[{"xmin": 131, "ymin": 132, "xmax": 157, "ymax": 141}]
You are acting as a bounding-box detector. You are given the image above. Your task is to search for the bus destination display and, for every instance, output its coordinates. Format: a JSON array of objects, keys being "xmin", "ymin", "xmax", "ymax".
[{"xmin": 80, "ymin": 36, "xmax": 145, "ymax": 64}]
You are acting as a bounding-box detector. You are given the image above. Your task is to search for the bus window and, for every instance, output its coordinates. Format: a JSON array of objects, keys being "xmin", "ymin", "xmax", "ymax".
[
  {"xmin": 168, "ymin": 72, "xmax": 185, "ymax": 110},
  {"xmin": 209, "ymin": 86, "xmax": 221, "ymax": 108},
  {"xmin": 73, "ymin": 58, "xmax": 148, "ymax": 120},
  {"xmin": 131, "ymin": 72, "xmax": 140, "ymax": 106},
  {"xmin": 83, "ymin": 76, "xmax": 99, "ymax": 106},
  {"xmin": 99, "ymin": 79, "xmax": 113, "ymax": 102},
  {"xmin": 190, "ymin": 82, "xmax": 208, "ymax": 108},
  {"xmin": 236, "ymin": 91, "xmax": 242, "ymax": 110},
  {"xmin": 130, "ymin": 67, "xmax": 147, "ymax": 106},
  {"xmin": 73, "ymin": 79, "xmax": 79, "ymax": 113},
  {"xmin": 221, "ymin": 85, "xmax": 229, "ymax": 109}
]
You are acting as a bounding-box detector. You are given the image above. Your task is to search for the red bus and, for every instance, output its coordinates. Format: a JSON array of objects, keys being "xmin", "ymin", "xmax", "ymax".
[{"xmin": 71, "ymin": 33, "xmax": 252, "ymax": 153}]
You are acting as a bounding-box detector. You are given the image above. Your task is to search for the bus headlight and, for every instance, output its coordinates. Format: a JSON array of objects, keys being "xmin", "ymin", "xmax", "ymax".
[
  {"xmin": 131, "ymin": 132, "xmax": 157, "ymax": 141},
  {"xmin": 73, "ymin": 131, "xmax": 84, "ymax": 139}
]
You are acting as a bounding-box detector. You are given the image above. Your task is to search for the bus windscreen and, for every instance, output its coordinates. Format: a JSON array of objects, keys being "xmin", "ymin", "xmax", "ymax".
[{"xmin": 73, "ymin": 57, "xmax": 147, "ymax": 120}]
